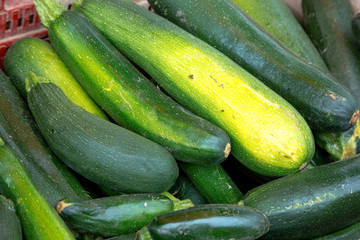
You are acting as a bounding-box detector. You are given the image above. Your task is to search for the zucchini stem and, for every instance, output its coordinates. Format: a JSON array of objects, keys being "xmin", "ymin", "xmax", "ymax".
[{"xmin": 33, "ymin": 0, "xmax": 66, "ymax": 28}]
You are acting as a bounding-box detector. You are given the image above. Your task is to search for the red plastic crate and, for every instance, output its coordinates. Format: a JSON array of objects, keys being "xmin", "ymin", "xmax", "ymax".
[{"xmin": 0, "ymin": 0, "xmax": 74, "ymax": 69}]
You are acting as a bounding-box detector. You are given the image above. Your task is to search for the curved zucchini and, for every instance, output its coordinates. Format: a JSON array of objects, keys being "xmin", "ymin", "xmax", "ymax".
[
  {"xmin": 56, "ymin": 194, "xmax": 193, "ymax": 237},
  {"xmin": 148, "ymin": 0, "xmax": 358, "ymax": 132},
  {"xmin": 146, "ymin": 204, "xmax": 270, "ymax": 240},
  {"xmin": 26, "ymin": 76, "xmax": 178, "ymax": 193},
  {"xmin": 0, "ymin": 137, "xmax": 75, "ymax": 240},
  {"xmin": 231, "ymin": 0, "xmax": 328, "ymax": 70},
  {"xmin": 314, "ymin": 221, "xmax": 360, "ymax": 240},
  {"xmin": 68, "ymin": 0, "xmax": 315, "ymax": 176},
  {"xmin": 0, "ymin": 70, "xmax": 89, "ymax": 206},
  {"xmin": 4, "ymin": 37, "xmax": 107, "ymax": 120},
  {"xmin": 0, "ymin": 196, "xmax": 22, "ymax": 240},
  {"xmin": 36, "ymin": 7, "xmax": 231, "ymax": 165},
  {"xmin": 303, "ymin": 0, "xmax": 360, "ymax": 107},
  {"xmin": 242, "ymin": 154, "xmax": 360, "ymax": 239}
]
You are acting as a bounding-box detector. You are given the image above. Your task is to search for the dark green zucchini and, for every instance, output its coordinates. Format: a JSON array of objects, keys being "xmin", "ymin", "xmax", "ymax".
[
  {"xmin": 180, "ymin": 162, "xmax": 243, "ymax": 204},
  {"xmin": 57, "ymin": 194, "xmax": 193, "ymax": 237},
  {"xmin": 303, "ymin": 0, "xmax": 360, "ymax": 107},
  {"xmin": 0, "ymin": 137, "xmax": 75, "ymax": 239},
  {"xmin": 231, "ymin": 0, "xmax": 328, "ymax": 70},
  {"xmin": 314, "ymin": 220, "xmax": 360, "ymax": 240},
  {"xmin": 69, "ymin": 0, "xmax": 315, "ymax": 177},
  {"xmin": 148, "ymin": 0, "xmax": 358, "ymax": 132},
  {"xmin": 4, "ymin": 37, "xmax": 107, "ymax": 120},
  {"xmin": 0, "ymin": 70, "xmax": 89, "ymax": 206},
  {"xmin": 145, "ymin": 204, "xmax": 269, "ymax": 240},
  {"xmin": 174, "ymin": 173, "xmax": 207, "ymax": 205},
  {"xmin": 106, "ymin": 233, "xmax": 137, "ymax": 240},
  {"xmin": 0, "ymin": 195, "xmax": 22, "ymax": 240},
  {"xmin": 242, "ymin": 154, "xmax": 360, "ymax": 239},
  {"xmin": 33, "ymin": 5, "xmax": 231, "ymax": 165},
  {"xmin": 26, "ymin": 75, "xmax": 178, "ymax": 193},
  {"xmin": 352, "ymin": 10, "xmax": 360, "ymax": 41}
]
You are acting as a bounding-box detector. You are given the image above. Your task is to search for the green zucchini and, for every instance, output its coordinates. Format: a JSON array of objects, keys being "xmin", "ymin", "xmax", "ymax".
[
  {"xmin": 242, "ymin": 154, "xmax": 360, "ymax": 240},
  {"xmin": 148, "ymin": 0, "xmax": 358, "ymax": 132},
  {"xmin": 0, "ymin": 70, "xmax": 89, "ymax": 206},
  {"xmin": 106, "ymin": 233, "xmax": 137, "ymax": 240},
  {"xmin": 231, "ymin": 0, "xmax": 328, "ymax": 70},
  {"xmin": 179, "ymin": 162, "xmax": 242, "ymax": 204},
  {"xmin": 303, "ymin": 0, "xmax": 360, "ymax": 107},
  {"xmin": 26, "ymin": 75, "xmax": 178, "ymax": 193},
  {"xmin": 352, "ymin": 10, "xmax": 360, "ymax": 41},
  {"xmin": 0, "ymin": 137, "xmax": 75, "ymax": 240},
  {"xmin": 4, "ymin": 37, "xmax": 107, "ymax": 120},
  {"xmin": 56, "ymin": 194, "xmax": 194, "ymax": 237},
  {"xmin": 145, "ymin": 204, "xmax": 270, "ymax": 240},
  {"xmin": 70, "ymin": 0, "xmax": 314, "ymax": 177},
  {"xmin": 314, "ymin": 221, "xmax": 360, "ymax": 240},
  {"xmin": 174, "ymin": 173, "xmax": 207, "ymax": 205},
  {"xmin": 34, "ymin": 5, "xmax": 231, "ymax": 165},
  {"xmin": 0, "ymin": 195, "xmax": 22, "ymax": 240}
]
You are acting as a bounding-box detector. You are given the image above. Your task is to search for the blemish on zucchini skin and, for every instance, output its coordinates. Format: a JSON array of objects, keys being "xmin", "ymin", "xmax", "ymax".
[{"xmin": 188, "ymin": 74, "xmax": 194, "ymax": 79}]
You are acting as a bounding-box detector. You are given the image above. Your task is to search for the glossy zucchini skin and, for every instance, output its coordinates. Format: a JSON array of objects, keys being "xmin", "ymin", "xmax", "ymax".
[
  {"xmin": 0, "ymin": 138, "xmax": 75, "ymax": 240},
  {"xmin": 0, "ymin": 70, "xmax": 89, "ymax": 206},
  {"xmin": 46, "ymin": 10, "xmax": 231, "ymax": 165},
  {"xmin": 27, "ymin": 79, "xmax": 178, "ymax": 193},
  {"xmin": 314, "ymin": 221, "xmax": 360, "ymax": 240},
  {"xmin": 148, "ymin": 0, "xmax": 358, "ymax": 132},
  {"xmin": 179, "ymin": 162, "xmax": 242, "ymax": 204},
  {"xmin": 4, "ymin": 37, "xmax": 107, "ymax": 120},
  {"xmin": 242, "ymin": 154, "xmax": 360, "ymax": 239},
  {"xmin": 73, "ymin": 0, "xmax": 314, "ymax": 177},
  {"xmin": 231, "ymin": 0, "xmax": 327, "ymax": 70},
  {"xmin": 0, "ymin": 196, "xmax": 22, "ymax": 240},
  {"xmin": 57, "ymin": 194, "xmax": 176, "ymax": 237},
  {"xmin": 303, "ymin": 0, "xmax": 360, "ymax": 107},
  {"xmin": 147, "ymin": 204, "xmax": 270, "ymax": 240}
]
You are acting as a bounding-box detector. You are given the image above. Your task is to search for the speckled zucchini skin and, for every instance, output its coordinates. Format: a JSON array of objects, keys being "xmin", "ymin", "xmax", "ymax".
[
  {"xmin": 147, "ymin": 204, "xmax": 270, "ymax": 240},
  {"xmin": 74, "ymin": 0, "xmax": 314, "ymax": 177},
  {"xmin": 27, "ymin": 80, "xmax": 178, "ymax": 193},
  {"xmin": 46, "ymin": 10, "xmax": 231, "ymax": 165},
  {"xmin": 242, "ymin": 154, "xmax": 360, "ymax": 240},
  {"xmin": 231, "ymin": 0, "xmax": 328, "ymax": 70},
  {"xmin": 0, "ymin": 138, "xmax": 75, "ymax": 240},
  {"xmin": 0, "ymin": 196, "xmax": 22, "ymax": 240},
  {"xmin": 148, "ymin": 0, "xmax": 358, "ymax": 133},
  {"xmin": 4, "ymin": 37, "xmax": 107, "ymax": 120}
]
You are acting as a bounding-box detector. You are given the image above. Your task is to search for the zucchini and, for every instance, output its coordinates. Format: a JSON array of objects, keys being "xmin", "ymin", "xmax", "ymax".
[
  {"xmin": 34, "ymin": 5, "xmax": 231, "ymax": 165},
  {"xmin": 230, "ymin": 0, "xmax": 328, "ymax": 70},
  {"xmin": 314, "ymin": 221, "xmax": 360, "ymax": 240},
  {"xmin": 70, "ymin": 0, "xmax": 314, "ymax": 176},
  {"xmin": 0, "ymin": 195, "xmax": 22, "ymax": 240},
  {"xmin": 0, "ymin": 137, "xmax": 75, "ymax": 240},
  {"xmin": 303, "ymin": 0, "xmax": 360, "ymax": 107},
  {"xmin": 4, "ymin": 37, "xmax": 107, "ymax": 120},
  {"xmin": 145, "ymin": 204, "xmax": 270, "ymax": 240},
  {"xmin": 0, "ymin": 70, "xmax": 89, "ymax": 206},
  {"xmin": 174, "ymin": 173, "xmax": 207, "ymax": 205},
  {"xmin": 242, "ymin": 154, "xmax": 360, "ymax": 240},
  {"xmin": 148, "ymin": 0, "xmax": 358, "ymax": 132},
  {"xmin": 352, "ymin": 10, "xmax": 360, "ymax": 41},
  {"xmin": 179, "ymin": 162, "xmax": 243, "ymax": 204},
  {"xmin": 26, "ymin": 75, "xmax": 178, "ymax": 193},
  {"xmin": 56, "ymin": 194, "xmax": 194, "ymax": 237}
]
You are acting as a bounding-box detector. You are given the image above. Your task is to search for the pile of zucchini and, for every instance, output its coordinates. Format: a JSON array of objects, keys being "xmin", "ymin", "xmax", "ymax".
[{"xmin": 0, "ymin": 0, "xmax": 360, "ymax": 239}]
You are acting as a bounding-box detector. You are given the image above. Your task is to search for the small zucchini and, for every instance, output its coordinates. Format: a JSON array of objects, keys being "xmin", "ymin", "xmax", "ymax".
[
  {"xmin": 26, "ymin": 75, "xmax": 178, "ymax": 193},
  {"xmin": 56, "ymin": 194, "xmax": 194, "ymax": 237},
  {"xmin": 71, "ymin": 0, "xmax": 315, "ymax": 176},
  {"xmin": 0, "ymin": 137, "xmax": 75, "ymax": 240},
  {"xmin": 33, "ymin": 3, "xmax": 231, "ymax": 165},
  {"xmin": 4, "ymin": 37, "xmax": 107, "ymax": 120},
  {"xmin": 242, "ymin": 154, "xmax": 360, "ymax": 239},
  {"xmin": 145, "ymin": 204, "xmax": 270, "ymax": 240},
  {"xmin": 0, "ymin": 195, "xmax": 22, "ymax": 240}
]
